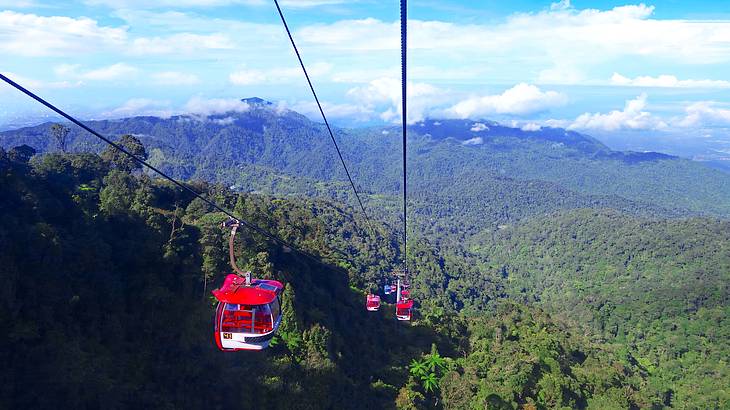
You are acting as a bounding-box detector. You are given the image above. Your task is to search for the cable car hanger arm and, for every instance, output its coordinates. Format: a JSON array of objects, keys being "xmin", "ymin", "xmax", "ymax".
[{"xmin": 223, "ymin": 219, "xmax": 252, "ymax": 285}]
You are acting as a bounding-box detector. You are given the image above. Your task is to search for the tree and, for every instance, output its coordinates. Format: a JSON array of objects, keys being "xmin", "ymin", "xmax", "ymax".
[
  {"xmin": 99, "ymin": 169, "xmax": 136, "ymax": 215},
  {"xmin": 0, "ymin": 147, "xmax": 8, "ymax": 171},
  {"xmin": 8, "ymin": 145, "xmax": 36, "ymax": 163},
  {"xmin": 425, "ymin": 345, "xmax": 446, "ymax": 372},
  {"xmin": 101, "ymin": 135, "xmax": 147, "ymax": 173},
  {"xmin": 420, "ymin": 372, "xmax": 439, "ymax": 393},
  {"xmin": 409, "ymin": 359, "xmax": 428, "ymax": 379},
  {"xmin": 50, "ymin": 123, "xmax": 70, "ymax": 153}
]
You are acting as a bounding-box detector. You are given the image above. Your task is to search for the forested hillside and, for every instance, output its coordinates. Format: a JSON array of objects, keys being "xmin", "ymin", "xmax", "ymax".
[
  {"xmin": 4, "ymin": 102, "xmax": 730, "ymax": 236},
  {"xmin": 2, "ymin": 107, "xmax": 729, "ymax": 408},
  {"xmin": 1, "ymin": 142, "xmax": 678, "ymax": 409},
  {"xmin": 470, "ymin": 210, "xmax": 730, "ymax": 408}
]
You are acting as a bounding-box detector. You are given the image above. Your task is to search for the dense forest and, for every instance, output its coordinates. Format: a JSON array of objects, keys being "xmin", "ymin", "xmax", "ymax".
[
  {"xmin": 3, "ymin": 139, "xmax": 696, "ymax": 409},
  {"xmin": 2, "ymin": 108, "xmax": 729, "ymax": 408}
]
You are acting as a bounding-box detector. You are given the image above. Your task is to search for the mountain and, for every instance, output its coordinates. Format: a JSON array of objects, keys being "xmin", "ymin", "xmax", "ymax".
[{"xmin": 3, "ymin": 100, "xmax": 730, "ymax": 241}]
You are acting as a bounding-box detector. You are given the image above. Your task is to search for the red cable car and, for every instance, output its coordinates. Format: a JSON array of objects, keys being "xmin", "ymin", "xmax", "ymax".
[
  {"xmin": 395, "ymin": 278, "xmax": 413, "ymax": 321},
  {"xmin": 366, "ymin": 294, "xmax": 381, "ymax": 311},
  {"xmin": 396, "ymin": 299, "xmax": 414, "ymax": 321},
  {"xmin": 213, "ymin": 274, "xmax": 284, "ymax": 351},
  {"xmin": 212, "ymin": 220, "xmax": 285, "ymax": 351}
]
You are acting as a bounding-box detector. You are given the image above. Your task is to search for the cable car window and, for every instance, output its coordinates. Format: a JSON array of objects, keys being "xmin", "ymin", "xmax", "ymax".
[
  {"xmin": 258, "ymin": 283, "xmax": 279, "ymax": 292},
  {"xmin": 252, "ymin": 305, "xmax": 273, "ymax": 333},
  {"xmin": 270, "ymin": 298, "xmax": 281, "ymax": 322}
]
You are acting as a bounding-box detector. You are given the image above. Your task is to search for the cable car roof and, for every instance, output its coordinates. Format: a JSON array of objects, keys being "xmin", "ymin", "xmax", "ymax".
[
  {"xmin": 396, "ymin": 299, "xmax": 414, "ymax": 309},
  {"xmin": 213, "ymin": 274, "xmax": 283, "ymax": 305}
]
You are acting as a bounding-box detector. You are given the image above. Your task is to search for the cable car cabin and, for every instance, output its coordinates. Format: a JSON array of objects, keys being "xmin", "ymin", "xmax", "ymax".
[
  {"xmin": 366, "ymin": 294, "xmax": 381, "ymax": 311},
  {"xmin": 396, "ymin": 299, "xmax": 413, "ymax": 321},
  {"xmin": 212, "ymin": 274, "xmax": 284, "ymax": 351}
]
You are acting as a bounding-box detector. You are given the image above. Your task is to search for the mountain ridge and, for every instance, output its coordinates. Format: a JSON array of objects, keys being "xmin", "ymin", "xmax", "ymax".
[{"xmin": 2, "ymin": 100, "xmax": 729, "ymax": 228}]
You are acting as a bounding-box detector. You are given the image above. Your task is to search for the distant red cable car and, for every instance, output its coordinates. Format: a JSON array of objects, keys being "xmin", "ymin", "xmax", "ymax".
[
  {"xmin": 366, "ymin": 294, "xmax": 381, "ymax": 311},
  {"xmin": 395, "ymin": 278, "xmax": 413, "ymax": 321},
  {"xmin": 212, "ymin": 220, "xmax": 285, "ymax": 351},
  {"xmin": 396, "ymin": 300, "xmax": 413, "ymax": 321}
]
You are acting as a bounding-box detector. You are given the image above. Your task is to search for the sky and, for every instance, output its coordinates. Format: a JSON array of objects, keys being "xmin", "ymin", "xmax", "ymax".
[{"xmin": 2, "ymin": 0, "xmax": 730, "ymax": 157}]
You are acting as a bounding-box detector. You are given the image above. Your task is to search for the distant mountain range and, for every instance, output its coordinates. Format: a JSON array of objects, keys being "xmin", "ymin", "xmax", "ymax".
[{"xmin": 3, "ymin": 98, "xmax": 730, "ymax": 238}]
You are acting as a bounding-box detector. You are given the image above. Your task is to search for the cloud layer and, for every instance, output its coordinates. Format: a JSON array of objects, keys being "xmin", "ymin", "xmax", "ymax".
[
  {"xmin": 569, "ymin": 93, "xmax": 667, "ymax": 131},
  {"xmin": 444, "ymin": 84, "xmax": 567, "ymax": 118}
]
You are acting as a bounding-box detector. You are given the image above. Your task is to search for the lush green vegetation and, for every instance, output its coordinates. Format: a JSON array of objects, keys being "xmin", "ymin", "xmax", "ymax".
[
  {"xmin": 3, "ymin": 106, "xmax": 730, "ymax": 409},
  {"xmin": 470, "ymin": 210, "xmax": 730, "ymax": 408},
  {"xmin": 1, "ymin": 143, "xmax": 677, "ymax": 409}
]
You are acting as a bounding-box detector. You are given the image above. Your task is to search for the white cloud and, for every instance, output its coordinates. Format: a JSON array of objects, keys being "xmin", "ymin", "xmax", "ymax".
[
  {"xmin": 462, "ymin": 137, "xmax": 484, "ymax": 146},
  {"xmin": 55, "ymin": 63, "xmax": 138, "ymax": 81},
  {"xmin": 347, "ymin": 77, "xmax": 446, "ymax": 123},
  {"xmin": 212, "ymin": 116, "xmax": 236, "ymax": 125},
  {"xmin": 101, "ymin": 99, "xmax": 175, "ymax": 119},
  {"xmin": 0, "ymin": 0, "xmax": 41, "ymax": 7},
  {"xmin": 297, "ymin": 5, "xmax": 730, "ymax": 86},
  {"xmin": 183, "ymin": 97, "xmax": 250, "ymax": 116},
  {"xmin": 85, "ymin": 63, "xmax": 138, "ymax": 81},
  {"xmin": 130, "ymin": 33, "xmax": 234, "ymax": 55},
  {"xmin": 229, "ymin": 63, "xmax": 331, "ymax": 86},
  {"xmin": 85, "ymin": 0, "xmax": 346, "ymax": 8},
  {"xmin": 444, "ymin": 83, "xmax": 566, "ymax": 118},
  {"xmin": 151, "ymin": 71, "xmax": 200, "ymax": 86},
  {"xmin": 569, "ymin": 93, "xmax": 667, "ymax": 131},
  {"xmin": 550, "ymin": 0, "xmax": 571, "ymax": 11},
  {"xmin": 611, "ymin": 73, "xmax": 730, "ymax": 88},
  {"xmin": 521, "ymin": 122, "xmax": 541, "ymax": 131},
  {"xmin": 0, "ymin": 11, "xmax": 126, "ymax": 57},
  {"xmin": 470, "ymin": 122, "xmax": 489, "ymax": 132},
  {"xmin": 290, "ymin": 100, "xmax": 373, "ymax": 121},
  {"xmin": 543, "ymin": 119, "xmax": 571, "ymax": 129},
  {"xmin": 0, "ymin": 11, "xmax": 237, "ymax": 58},
  {"xmin": 678, "ymin": 101, "xmax": 730, "ymax": 127},
  {"xmin": 1, "ymin": 71, "xmax": 81, "ymax": 90}
]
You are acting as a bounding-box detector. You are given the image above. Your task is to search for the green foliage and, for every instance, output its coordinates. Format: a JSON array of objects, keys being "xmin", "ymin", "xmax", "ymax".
[
  {"xmin": 50, "ymin": 123, "xmax": 70, "ymax": 153},
  {"xmin": 2, "ymin": 111, "xmax": 729, "ymax": 410},
  {"xmin": 439, "ymin": 303, "xmax": 659, "ymax": 409},
  {"xmin": 0, "ymin": 150, "xmax": 438, "ymax": 409},
  {"xmin": 470, "ymin": 209, "xmax": 730, "ymax": 408},
  {"xmin": 99, "ymin": 169, "xmax": 136, "ymax": 214},
  {"xmin": 8, "ymin": 144, "xmax": 35, "ymax": 163},
  {"xmin": 100, "ymin": 134, "xmax": 147, "ymax": 172}
]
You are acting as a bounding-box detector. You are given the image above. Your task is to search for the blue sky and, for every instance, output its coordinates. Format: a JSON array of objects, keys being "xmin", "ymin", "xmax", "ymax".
[{"xmin": 2, "ymin": 0, "xmax": 730, "ymax": 156}]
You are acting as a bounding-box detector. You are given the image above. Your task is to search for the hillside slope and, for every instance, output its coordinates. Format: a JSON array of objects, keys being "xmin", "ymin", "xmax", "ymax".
[
  {"xmin": 0, "ymin": 147, "xmax": 663, "ymax": 409},
  {"xmin": 469, "ymin": 209, "xmax": 730, "ymax": 408},
  {"xmin": 3, "ymin": 103, "xmax": 730, "ymax": 228}
]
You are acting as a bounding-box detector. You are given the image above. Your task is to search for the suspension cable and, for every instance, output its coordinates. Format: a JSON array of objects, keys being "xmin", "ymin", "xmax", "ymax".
[
  {"xmin": 0, "ymin": 73, "xmax": 325, "ymax": 265},
  {"xmin": 400, "ymin": 0, "xmax": 408, "ymax": 274},
  {"xmin": 272, "ymin": 0, "xmax": 376, "ymax": 237}
]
